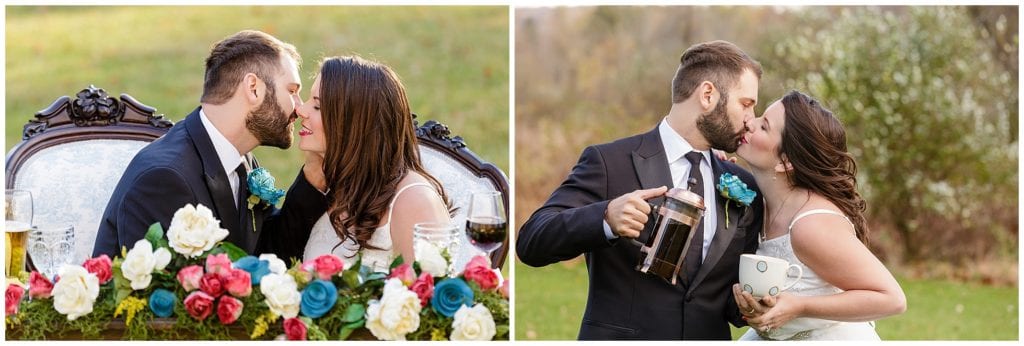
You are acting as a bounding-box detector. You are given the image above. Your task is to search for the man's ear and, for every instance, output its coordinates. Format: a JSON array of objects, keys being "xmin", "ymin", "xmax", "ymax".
[
  {"xmin": 698, "ymin": 81, "xmax": 717, "ymax": 111},
  {"xmin": 242, "ymin": 73, "xmax": 262, "ymax": 105}
]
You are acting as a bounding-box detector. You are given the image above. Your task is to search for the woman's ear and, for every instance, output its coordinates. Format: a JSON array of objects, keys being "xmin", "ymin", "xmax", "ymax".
[{"xmin": 774, "ymin": 155, "xmax": 794, "ymax": 174}]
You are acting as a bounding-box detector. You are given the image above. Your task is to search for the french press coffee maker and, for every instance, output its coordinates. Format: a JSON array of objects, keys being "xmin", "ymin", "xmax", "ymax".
[{"xmin": 631, "ymin": 179, "xmax": 706, "ymax": 285}]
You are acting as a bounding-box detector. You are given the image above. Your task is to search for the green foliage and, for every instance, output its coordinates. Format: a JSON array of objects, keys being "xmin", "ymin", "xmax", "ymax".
[{"xmin": 766, "ymin": 7, "xmax": 1018, "ymax": 263}]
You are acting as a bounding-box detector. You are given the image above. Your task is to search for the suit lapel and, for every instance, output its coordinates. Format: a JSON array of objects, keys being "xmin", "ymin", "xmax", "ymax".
[
  {"xmin": 631, "ymin": 127, "xmax": 673, "ymax": 245},
  {"xmin": 185, "ymin": 108, "xmax": 242, "ymax": 234},
  {"xmin": 688, "ymin": 154, "xmax": 742, "ymax": 292}
]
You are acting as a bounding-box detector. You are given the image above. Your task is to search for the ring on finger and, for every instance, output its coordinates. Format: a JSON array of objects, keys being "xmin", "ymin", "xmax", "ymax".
[{"xmin": 747, "ymin": 307, "xmax": 756, "ymax": 314}]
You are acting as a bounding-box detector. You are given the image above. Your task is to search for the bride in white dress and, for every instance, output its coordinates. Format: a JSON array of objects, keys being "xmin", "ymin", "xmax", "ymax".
[
  {"xmin": 730, "ymin": 91, "xmax": 906, "ymax": 340},
  {"xmin": 294, "ymin": 56, "xmax": 452, "ymax": 272}
]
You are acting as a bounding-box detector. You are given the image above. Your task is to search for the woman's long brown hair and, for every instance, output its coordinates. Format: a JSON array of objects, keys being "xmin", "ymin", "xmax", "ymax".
[
  {"xmin": 319, "ymin": 56, "xmax": 451, "ymax": 251},
  {"xmin": 779, "ymin": 90, "xmax": 870, "ymax": 244}
]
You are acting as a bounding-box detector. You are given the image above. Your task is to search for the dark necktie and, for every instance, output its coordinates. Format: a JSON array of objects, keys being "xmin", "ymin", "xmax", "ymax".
[
  {"xmin": 235, "ymin": 162, "xmax": 248, "ymax": 211},
  {"xmin": 683, "ymin": 151, "xmax": 705, "ymax": 285}
]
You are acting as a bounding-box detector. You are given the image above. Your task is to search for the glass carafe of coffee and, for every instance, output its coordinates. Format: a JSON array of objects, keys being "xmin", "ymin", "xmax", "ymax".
[{"xmin": 631, "ymin": 181, "xmax": 706, "ymax": 285}]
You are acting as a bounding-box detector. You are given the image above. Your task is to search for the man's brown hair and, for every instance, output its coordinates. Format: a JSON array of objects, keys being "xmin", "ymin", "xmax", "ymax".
[
  {"xmin": 671, "ymin": 40, "xmax": 762, "ymax": 103},
  {"xmin": 201, "ymin": 30, "xmax": 301, "ymax": 104}
]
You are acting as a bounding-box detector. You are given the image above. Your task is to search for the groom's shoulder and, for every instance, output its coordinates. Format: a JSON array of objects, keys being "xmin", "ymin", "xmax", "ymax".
[
  {"xmin": 127, "ymin": 124, "xmax": 198, "ymax": 173},
  {"xmin": 590, "ymin": 130, "xmax": 650, "ymax": 153}
]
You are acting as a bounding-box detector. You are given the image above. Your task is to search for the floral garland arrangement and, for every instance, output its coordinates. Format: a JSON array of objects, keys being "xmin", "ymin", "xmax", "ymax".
[{"xmin": 5, "ymin": 203, "xmax": 509, "ymax": 340}]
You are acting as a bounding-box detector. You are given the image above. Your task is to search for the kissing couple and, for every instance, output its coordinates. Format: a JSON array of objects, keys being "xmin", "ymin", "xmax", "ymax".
[{"xmin": 93, "ymin": 30, "xmax": 453, "ymax": 272}]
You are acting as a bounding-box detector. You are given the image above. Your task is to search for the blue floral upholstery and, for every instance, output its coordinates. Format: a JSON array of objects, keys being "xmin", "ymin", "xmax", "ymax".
[{"xmin": 12, "ymin": 139, "xmax": 150, "ymax": 265}]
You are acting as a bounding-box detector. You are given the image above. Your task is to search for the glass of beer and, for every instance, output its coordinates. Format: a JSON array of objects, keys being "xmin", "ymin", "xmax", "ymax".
[{"xmin": 5, "ymin": 189, "xmax": 33, "ymax": 279}]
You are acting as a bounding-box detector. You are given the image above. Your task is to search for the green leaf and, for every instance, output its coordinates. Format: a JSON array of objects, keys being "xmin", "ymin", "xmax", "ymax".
[
  {"xmin": 390, "ymin": 255, "xmax": 405, "ymax": 269},
  {"xmin": 218, "ymin": 242, "xmax": 248, "ymax": 262},
  {"xmin": 111, "ymin": 258, "xmax": 133, "ymax": 306},
  {"xmin": 144, "ymin": 222, "xmax": 165, "ymax": 247},
  {"xmin": 342, "ymin": 267, "xmax": 362, "ymax": 289},
  {"xmin": 338, "ymin": 320, "xmax": 365, "ymax": 340},
  {"xmin": 341, "ymin": 303, "xmax": 366, "ymax": 323},
  {"xmin": 496, "ymin": 325, "xmax": 509, "ymax": 339}
]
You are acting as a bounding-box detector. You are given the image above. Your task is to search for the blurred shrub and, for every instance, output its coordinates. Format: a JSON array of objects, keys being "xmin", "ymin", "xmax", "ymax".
[{"xmin": 766, "ymin": 7, "xmax": 1018, "ymax": 265}]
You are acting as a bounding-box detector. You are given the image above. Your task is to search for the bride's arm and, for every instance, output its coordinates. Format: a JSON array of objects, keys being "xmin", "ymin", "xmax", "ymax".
[
  {"xmin": 389, "ymin": 185, "xmax": 453, "ymax": 264},
  {"xmin": 749, "ymin": 214, "xmax": 906, "ymax": 329}
]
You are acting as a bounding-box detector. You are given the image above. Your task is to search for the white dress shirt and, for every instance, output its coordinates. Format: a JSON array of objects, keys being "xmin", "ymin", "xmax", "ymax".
[
  {"xmin": 604, "ymin": 118, "xmax": 718, "ymax": 262},
  {"xmin": 199, "ymin": 109, "xmax": 245, "ymax": 208}
]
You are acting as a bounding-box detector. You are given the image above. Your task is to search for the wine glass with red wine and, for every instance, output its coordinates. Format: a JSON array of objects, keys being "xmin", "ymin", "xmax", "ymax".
[{"xmin": 465, "ymin": 191, "xmax": 507, "ymax": 255}]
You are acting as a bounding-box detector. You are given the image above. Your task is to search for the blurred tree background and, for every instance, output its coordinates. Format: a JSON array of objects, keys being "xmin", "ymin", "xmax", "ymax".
[
  {"xmin": 5, "ymin": 6, "xmax": 509, "ymax": 182},
  {"xmin": 515, "ymin": 6, "xmax": 1017, "ymax": 340}
]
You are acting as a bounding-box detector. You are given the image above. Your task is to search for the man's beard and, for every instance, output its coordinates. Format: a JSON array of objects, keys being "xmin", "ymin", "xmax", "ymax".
[
  {"xmin": 247, "ymin": 86, "xmax": 294, "ymax": 149},
  {"xmin": 696, "ymin": 92, "xmax": 742, "ymax": 153}
]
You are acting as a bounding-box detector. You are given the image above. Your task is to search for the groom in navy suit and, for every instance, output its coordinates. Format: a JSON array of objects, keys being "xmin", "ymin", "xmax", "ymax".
[
  {"xmin": 93, "ymin": 30, "xmax": 327, "ymax": 260},
  {"xmin": 517, "ymin": 41, "xmax": 765, "ymax": 340}
]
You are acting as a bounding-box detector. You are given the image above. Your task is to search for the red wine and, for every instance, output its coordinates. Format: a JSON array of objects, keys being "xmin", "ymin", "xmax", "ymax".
[{"xmin": 466, "ymin": 217, "xmax": 507, "ymax": 253}]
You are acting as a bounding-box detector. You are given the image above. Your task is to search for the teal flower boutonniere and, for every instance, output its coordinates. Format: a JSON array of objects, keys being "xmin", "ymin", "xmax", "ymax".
[
  {"xmin": 246, "ymin": 167, "xmax": 285, "ymax": 231},
  {"xmin": 716, "ymin": 173, "xmax": 756, "ymax": 227}
]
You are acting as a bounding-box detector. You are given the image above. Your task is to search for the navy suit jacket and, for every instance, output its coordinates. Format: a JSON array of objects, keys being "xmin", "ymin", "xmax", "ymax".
[
  {"xmin": 517, "ymin": 126, "xmax": 763, "ymax": 340},
  {"xmin": 93, "ymin": 107, "xmax": 327, "ymax": 260}
]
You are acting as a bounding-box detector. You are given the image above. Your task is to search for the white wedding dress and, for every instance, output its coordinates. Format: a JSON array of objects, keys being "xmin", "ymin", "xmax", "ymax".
[
  {"xmin": 739, "ymin": 209, "xmax": 881, "ymax": 341},
  {"xmin": 303, "ymin": 183, "xmax": 442, "ymax": 273}
]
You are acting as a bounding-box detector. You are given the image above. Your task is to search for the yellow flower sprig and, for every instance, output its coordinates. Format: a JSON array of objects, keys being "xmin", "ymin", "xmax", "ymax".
[
  {"xmin": 250, "ymin": 310, "xmax": 279, "ymax": 339},
  {"xmin": 113, "ymin": 296, "xmax": 147, "ymax": 327}
]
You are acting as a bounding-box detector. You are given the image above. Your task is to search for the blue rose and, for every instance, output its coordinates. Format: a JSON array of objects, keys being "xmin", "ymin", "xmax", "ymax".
[
  {"xmin": 149, "ymin": 288, "xmax": 176, "ymax": 318},
  {"xmin": 431, "ymin": 278, "xmax": 474, "ymax": 318},
  {"xmin": 234, "ymin": 256, "xmax": 271, "ymax": 285},
  {"xmin": 717, "ymin": 173, "xmax": 757, "ymax": 206},
  {"xmin": 300, "ymin": 280, "xmax": 338, "ymax": 318},
  {"xmin": 247, "ymin": 167, "xmax": 286, "ymax": 205}
]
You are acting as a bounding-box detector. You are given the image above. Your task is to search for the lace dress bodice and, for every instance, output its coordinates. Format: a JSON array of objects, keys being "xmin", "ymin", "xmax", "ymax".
[
  {"xmin": 302, "ymin": 183, "xmax": 440, "ymax": 273},
  {"xmin": 740, "ymin": 209, "xmax": 880, "ymax": 341}
]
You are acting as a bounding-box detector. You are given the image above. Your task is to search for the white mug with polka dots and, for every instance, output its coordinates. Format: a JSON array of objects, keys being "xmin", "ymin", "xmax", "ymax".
[{"xmin": 739, "ymin": 254, "xmax": 803, "ymax": 298}]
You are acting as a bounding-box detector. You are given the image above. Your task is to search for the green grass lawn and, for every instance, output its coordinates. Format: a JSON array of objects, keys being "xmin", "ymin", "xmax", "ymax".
[
  {"xmin": 514, "ymin": 258, "xmax": 1019, "ymax": 340},
  {"xmin": 6, "ymin": 6, "xmax": 509, "ymax": 185}
]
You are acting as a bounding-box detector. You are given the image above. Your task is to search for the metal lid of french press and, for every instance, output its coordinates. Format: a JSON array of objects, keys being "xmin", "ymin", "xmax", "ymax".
[{"xmin": 664, "ymin": 178, "xmax": 706, "ymax": 211}]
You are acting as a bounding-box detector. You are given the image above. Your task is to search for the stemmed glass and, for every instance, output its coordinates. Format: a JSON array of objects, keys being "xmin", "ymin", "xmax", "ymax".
[
  {"xmin": 27, "ymin": 224, "xmax": 75, "ymax": 281},
  {"xmin": 413, "ymin": 222, "xmax": 461, "ymax": 276},
  {"xmin": 465, "ymin": 191, "xmax": 507, "ymax": 257},
  {"xmin": 5, "ymin": 189, "xmax": 33, "ymax": 280}
]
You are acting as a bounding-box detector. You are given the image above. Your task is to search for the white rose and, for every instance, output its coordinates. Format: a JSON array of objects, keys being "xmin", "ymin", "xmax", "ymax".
[
  {"xmin": 121, "ymin": 239, "xmax": 172, "ymax": 290},
  {"xmin": 414, "ymin": 241, "xmax": 448, "ymax": 277},
  {"xmin": 450, "ymin": 303, "xmax": 497, "ymax": 341},
  {"xmin": 52, "ymin": 265, "xmax": 100, "ymax": 321},
  {"xmin": 365, "ymin": 278, "xmax": 422, "ymax": 340},
  {"xmin": 166, "ymin": 204, "xmax": 229, "ymax": 258},
  {"xmin": 260, "ymin": 273, "xmax": 300, "ymax": 318},
  {"xmin": 259, "ymin": 253, "xmax": 288, "ymax": 274}
]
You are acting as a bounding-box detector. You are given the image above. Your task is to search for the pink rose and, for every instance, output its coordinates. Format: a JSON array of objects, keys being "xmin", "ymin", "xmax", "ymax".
[
  {"xmin": 82, "ymin": 255, "xmax": 113, "ymax": 284},
  {"xmin": 205, "ymin": 253, "xmax": 232, "ymax": 275},
  {"xmin": 284, "ymin": 317, "xmax": 307, "ymax": 340},
  {"xmin": 223, "ymin": 268, "xmax": 252, "ymax": 297},
  {"xmin": 217, "ymin": 295, "xmax": 244, "ymax": 325},
  {"xmin": 465, "ymin": 255, "xmax": 491, "ymax": 271},
  {"xmin": 6, "ymin": 283, "xmax": 24, "ymax": 316},
  {"xmin": 183, "ymin": 291, "xmax": 215, "ymax": 320},
  {"xmin": 499, "ymin": 278, "xmax": 509, "ymax": 299},
  {"xmin": 312, "ymin": 254, "xmax": 344, "ymax": 280},
  {"xmin": 409, "ymin": 273, "xmax": 434, "ymax": 307},
  {"xmin": 463, "ymin": 265, "xmax": 499, "ymax": 291},
  {"xmin": 177, "ymin": 265, "xmax": 204, "ymax": 292},
  {"xmin": 28, "ymin": 271, "xmax": 53, "ymax": 299},
  {"xmin": 388, "ymin": 263, "xmax": 416, "ymax": 287},
  {"xmin": 199, "ymin": 272, "xmax": 224, "ymax": 297}
]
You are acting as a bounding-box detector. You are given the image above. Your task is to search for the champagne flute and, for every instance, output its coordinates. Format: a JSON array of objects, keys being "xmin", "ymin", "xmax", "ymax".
[
  {"xmin": 5, "ymin": 189, "xmax": 33, "ymax": 280},
  {"xmin": 465, "ymin": 191, "xmax": 507, "ymax": 256}
]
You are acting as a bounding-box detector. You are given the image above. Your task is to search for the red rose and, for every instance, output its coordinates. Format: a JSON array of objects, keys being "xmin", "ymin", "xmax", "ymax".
[
  {"xmin": 462, "ymin": 265, "xmax": 499, "ymax": 291},
  {"xmin": 183, "ymin": 291, "xmax": 215, "ymax": 320},
  {"xmin": 465, "ymin": 255, "xmax": 491, "ymax": 271},
  {"xmin": 388, "ymin": 263, "xmax": 416, "ymax": 287},
  {"xmin": 82, "ymin": 254, "xmax": 113, "ymax": 284},
  {"xmin": 284, "ymin": 317, "xmax": 307, "ymax": 340},
  {"xmin": 6, "ymin": 283, "xmax": 24, "ymax": 316},
  {"xmin": 199, "ymin": 272, "xmax": 225, "ymax": 297},
  {"xmin": 409, "ymin": 273, "xmax": 434, "ymax": 307},
  {"xmin": 205, "ymin": 253, "xmax": 232, "ymax": 275},
  {"xmin": 223, "ymin": 268, "xmax": 252, "ymax": 297},
  {"xmin": 28, "ymin": 271, "xmax": 53, "ymax": 299},
  {"xmin": 312, "ymin": 254, "xmax": 344, "ymax": 280},
  {"xmin": 177, "ymin": 265, "xmax": 204, "ymax": 292},
  {"xmin": 217, "ymin": 295, "xmax": 244, "ymax": 325}
]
